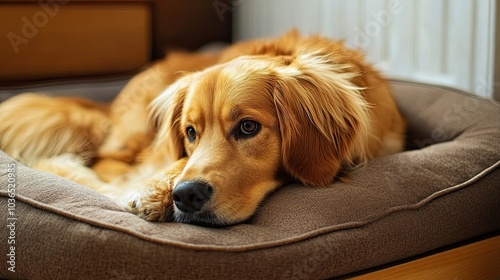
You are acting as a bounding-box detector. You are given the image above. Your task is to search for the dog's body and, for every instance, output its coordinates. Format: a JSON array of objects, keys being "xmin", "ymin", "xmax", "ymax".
[{"xmin": 0, "ymin": 31, "xmax": 406, "ymax": 226}]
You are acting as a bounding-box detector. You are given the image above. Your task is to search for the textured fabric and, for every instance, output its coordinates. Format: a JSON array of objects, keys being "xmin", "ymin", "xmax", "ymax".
[{"xmin": 0, "ymin": 81, "xmax": 499, "ymax": 279}]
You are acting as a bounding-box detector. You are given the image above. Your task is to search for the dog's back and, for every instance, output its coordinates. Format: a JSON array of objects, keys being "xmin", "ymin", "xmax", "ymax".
[{"xmin": 0, "ymin": 94, "xmax": 110, "ymax": 167}]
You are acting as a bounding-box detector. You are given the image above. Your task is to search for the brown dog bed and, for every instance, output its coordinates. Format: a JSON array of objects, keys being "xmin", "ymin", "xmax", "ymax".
[{"xmin": 0, "ymin": 80, "xmax": 499, "ymax": 279}]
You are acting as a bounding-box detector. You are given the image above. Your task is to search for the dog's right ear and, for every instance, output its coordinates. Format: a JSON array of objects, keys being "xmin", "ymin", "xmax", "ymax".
[{"xmin": 150, "ymin": 74, "xmax": 192, "ymax": 161}]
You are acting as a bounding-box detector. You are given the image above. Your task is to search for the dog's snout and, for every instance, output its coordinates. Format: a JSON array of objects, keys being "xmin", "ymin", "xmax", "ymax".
[{"xmin": 173, "ymin": 181, "xmax": 213, "ymax": 213}]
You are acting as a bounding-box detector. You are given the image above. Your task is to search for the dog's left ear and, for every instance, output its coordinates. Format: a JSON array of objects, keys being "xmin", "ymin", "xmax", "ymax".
[
  {"xmin": 150, "ymin": 74, "xmax": 192, "ymax": 161},
  {"xmin": 273, "ymin": 54, "xmax": 370, "ymax": 187}
]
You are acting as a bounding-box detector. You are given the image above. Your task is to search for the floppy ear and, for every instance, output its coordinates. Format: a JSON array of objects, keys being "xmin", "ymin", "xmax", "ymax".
[
  {"xmin": 273, "ymin": 54, "xmax": 370, "ymax": 187},
  {"xmin": 149, "ymin": 74, "xmax": 192, "ymax": 161}
]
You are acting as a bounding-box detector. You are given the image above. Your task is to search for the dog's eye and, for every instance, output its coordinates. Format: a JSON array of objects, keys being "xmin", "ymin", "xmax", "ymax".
[
  {"xmin": 186, "ymin": 126, "xmax": 197, "ymax": 142},
  {"xmin": 237, "ymin": 120, "xmax": 261, "ymax": 139},
  {"xmin": 240, "ymin": 120, "xmax": 258, "ymax": 134}
]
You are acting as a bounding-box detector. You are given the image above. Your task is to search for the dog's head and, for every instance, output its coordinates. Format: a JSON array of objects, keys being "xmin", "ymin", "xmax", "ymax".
[{"xmin": 152, "ymin": 53, "xmax": 369, "ymax": 226}]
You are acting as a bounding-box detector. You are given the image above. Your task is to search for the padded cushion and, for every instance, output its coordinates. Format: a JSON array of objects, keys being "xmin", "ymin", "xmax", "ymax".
[{"xmin": 1, "ymin": 81, "xmax": 499, "ymax": 279}]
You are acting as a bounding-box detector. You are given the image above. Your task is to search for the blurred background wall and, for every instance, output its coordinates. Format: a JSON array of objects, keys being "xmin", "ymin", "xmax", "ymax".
[{"xmin": 234, "ymin": 0, "xmax": 498, "ymax": 100}]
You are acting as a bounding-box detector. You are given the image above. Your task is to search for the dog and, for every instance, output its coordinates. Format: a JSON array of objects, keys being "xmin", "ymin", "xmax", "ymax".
[{"xmin": 0, "ymin": 30, "xmax": 406, "ymax": 226}]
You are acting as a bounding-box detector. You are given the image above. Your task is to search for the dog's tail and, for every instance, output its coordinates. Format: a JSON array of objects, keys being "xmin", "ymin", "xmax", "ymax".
[{"xmin": 0, "ymin": 93, "xmax": 110, "ymax": 167}]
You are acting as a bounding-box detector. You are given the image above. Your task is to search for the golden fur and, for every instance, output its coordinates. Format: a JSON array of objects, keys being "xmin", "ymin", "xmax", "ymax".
[{"xmin": 0, "ymin": 30, "xmax": 405, "ymax": 226}]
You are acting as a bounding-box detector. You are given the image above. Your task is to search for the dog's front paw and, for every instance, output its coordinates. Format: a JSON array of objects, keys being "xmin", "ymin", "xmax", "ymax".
[
  {"xmin": 125, "ymin": 178, "xmax": 174, "ymax": 222},
  {"xmin": 122, "ymin": 158, "xmax": 187, "ymax": 222}
]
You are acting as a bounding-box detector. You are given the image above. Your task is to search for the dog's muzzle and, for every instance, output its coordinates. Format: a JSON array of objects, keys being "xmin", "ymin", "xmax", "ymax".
[
  {"xmin": 172, "ymin": 181, "xmax": 232, "ymax": 227},
  {"xmin": 173, "ymin": 181, "xmax": 213, "ymax": 213}
]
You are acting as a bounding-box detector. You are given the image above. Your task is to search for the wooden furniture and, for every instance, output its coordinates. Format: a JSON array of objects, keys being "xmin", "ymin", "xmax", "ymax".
[
  {"xmin": 0, "ymin": 1, "xmax": 151, "ymax": 83},
  {"xmin": 0, "ymin": 0, "xmax": 231, "ymax": 85},
  {"xmin": 353, "ymin": 235, "xmax": 500, "ymax": 279}
]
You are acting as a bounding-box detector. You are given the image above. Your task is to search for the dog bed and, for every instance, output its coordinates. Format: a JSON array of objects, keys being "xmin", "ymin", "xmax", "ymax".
[{"xmin": 0, "ymin": 80, "xmax": 499, "ymax": 279}]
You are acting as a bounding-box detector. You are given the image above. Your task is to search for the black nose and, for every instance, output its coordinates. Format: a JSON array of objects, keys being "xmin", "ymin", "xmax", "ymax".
[{"xmin": 173, "ymin": 181, "xmax": 213, "ymax": 213}]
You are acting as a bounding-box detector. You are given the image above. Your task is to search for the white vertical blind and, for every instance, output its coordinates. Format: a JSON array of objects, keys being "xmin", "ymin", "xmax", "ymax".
[{"xmin": 233, "ymin": 0, "xmax": 496, "ymax": 98}]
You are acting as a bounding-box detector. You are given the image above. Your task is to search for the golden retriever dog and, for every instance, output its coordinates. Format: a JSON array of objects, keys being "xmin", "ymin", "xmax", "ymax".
[{"xmin": 0, "ymin": 30, "xmax": 406, "ymax": 226}]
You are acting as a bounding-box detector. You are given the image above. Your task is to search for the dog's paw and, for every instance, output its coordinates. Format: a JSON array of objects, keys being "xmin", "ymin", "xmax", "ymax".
[
  {"xmin": 124, "ymin": 178, "xmax": 175, "ymax": 222},
  {"xmin": 121, "ymin": 158, "xmax": 187, "ymax": 222}
]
